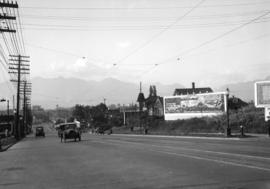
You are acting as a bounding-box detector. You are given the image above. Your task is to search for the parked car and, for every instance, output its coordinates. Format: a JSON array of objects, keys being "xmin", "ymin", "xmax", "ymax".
[
  {"xmin": 35, "ymin": 126, "xmax": 45, "ymax": 137},
  {"xmin": 61, "ymin": 123, "xmax": 81, "ymax": 143}
]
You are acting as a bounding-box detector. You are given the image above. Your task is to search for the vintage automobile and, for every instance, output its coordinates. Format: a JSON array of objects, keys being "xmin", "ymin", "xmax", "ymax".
[
  {"xmin": 60, "ymin": 123, "xmax": 81, "ymax": 143},
  {"xmin": 35, "ymin": 126, "xmax": 45, "ymax": 137}
]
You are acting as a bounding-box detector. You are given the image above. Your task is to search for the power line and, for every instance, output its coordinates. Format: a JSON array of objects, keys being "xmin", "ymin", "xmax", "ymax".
[
  {"xmin": 13, "ymin": 8, "xmax": 25, "ymax": 55},
  {"xmin": 16, "ymin": 8, "xmax": 26, "ymax": 54},
  {"xmin": 19, "ymin": 10, "xmax": 269, "ymax": 21},
  {"xmin": 20, "ymin": 1, "xmax": 270, "ymax": 10},
  {"xmin": 18, "ymin": 17, "xmax": 270, "ymax": 30},
  {"xmin": 151, "ymin": 10, "xmax": 270, "ymax": 67},
  {"xmin": 133, "ymin": 11, "xmax": 270, "ymax": 79},
  {"xmin": 25, "ymin": 43, "xmax": 106, "ymax": 63},
  {"xmin": 185, "ymin": 32, "xmax": 270, "ymax": 59},
  {"xmin": 177, "ymin": 10, "xmax": 270, "ymax": 58},
  {"xmin": 114, "ymin": 0, "xmax": 206, "ymax": 66},
  {"xmin": 25, "ymin": 43, "xmax": 82, "ymax": 57}
]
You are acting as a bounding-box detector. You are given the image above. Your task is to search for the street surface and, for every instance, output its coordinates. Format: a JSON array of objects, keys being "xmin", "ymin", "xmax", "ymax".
[{"xmin": 1, "ymin": 127, "xmax": 270, "ymax": 189}]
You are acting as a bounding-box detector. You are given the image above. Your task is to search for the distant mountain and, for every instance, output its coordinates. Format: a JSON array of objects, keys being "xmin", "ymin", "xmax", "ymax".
[
  {"xmin": 217, "ymin": 76, "xmax": 270, "ymax": 103},
  {"xmin": 30, "ymin": 77, "xmax": 183, "ymax": 109},
  {"xmin": 1, "ymin": 76, "xmax": 269, "ymax": 109}
]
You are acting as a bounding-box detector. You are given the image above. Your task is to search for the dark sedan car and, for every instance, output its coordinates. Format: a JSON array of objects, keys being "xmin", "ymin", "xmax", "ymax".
[
  {"xmin": 35, "ymin": 126, "xmax": 45, "ymax": 137},
  {"xmin": 61, "ymin": 123, "xmax": 81, "ymax": 143}
]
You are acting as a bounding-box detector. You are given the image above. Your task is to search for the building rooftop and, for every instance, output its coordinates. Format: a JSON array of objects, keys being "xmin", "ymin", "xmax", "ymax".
[{"xmin": 173, "ymin": 82, "xmax": 213, "ymax": 96}]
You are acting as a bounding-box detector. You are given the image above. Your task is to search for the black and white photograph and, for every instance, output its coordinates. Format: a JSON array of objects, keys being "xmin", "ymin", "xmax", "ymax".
[{"xmin": 0, "ymin": 0, "xmax": 270, "ymax": 188}]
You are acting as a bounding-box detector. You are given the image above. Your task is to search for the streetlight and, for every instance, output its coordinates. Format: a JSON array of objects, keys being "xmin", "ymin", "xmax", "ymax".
[
  {"xmin": 0, "ymin": 98, "xmax": 9, "ymax": 117},
  {"xmin": 1, "ymin": 98, "xmax": 10, "ymax": 136}
]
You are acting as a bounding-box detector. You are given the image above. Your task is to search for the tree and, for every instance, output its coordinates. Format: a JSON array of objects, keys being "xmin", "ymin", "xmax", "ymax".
[
  {"xmin": 55, "ymin": 118, "xmax": 65, "ymax": 125},
  {"xmin": 72, "ymin": 104, "xmax": 86, "ymax": 121}
]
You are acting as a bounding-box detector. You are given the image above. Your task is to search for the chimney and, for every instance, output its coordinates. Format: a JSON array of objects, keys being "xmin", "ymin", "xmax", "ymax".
[{"xmin": 192, "ymin": 82, "xmax": 195, "ymax": 90}]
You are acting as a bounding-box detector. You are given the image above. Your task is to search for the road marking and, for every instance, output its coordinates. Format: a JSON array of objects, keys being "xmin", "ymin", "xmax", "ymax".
[
  {"xmin": 113, "ymin": 134, "xmax": 240, "ymax": 140},
  {"xmin": 90, "ymin": 138, "xmax": 270, "ymax": 172},
  {"xmin": 106, "ymin": 138, "xmax": 270, "ymax": 161},
  {"xmin": 151, "ymin": 150, "xmax": 270, "ymax": 172}
]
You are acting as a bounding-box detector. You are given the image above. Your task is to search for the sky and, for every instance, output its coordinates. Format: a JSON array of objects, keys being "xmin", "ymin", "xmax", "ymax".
[{"xmin": 1, "ymin": 0, "xmax": 270, "ymax": 88}]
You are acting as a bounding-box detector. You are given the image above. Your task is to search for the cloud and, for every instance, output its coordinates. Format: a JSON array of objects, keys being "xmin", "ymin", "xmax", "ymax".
[
  {"xmin": 116, "ymin": 41, "xmax": 131, "ymax": 49},
  {"xmin": 67, "ymin": 57, "xmax": 88, "ymax": 72}
]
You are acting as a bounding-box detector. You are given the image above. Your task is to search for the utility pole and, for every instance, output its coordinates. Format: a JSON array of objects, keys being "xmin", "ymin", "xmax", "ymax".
[
  {"xmin": 22, "ymin": 81, "xmax": 31, "ymax": 136},
  {"xmin": 9, "ymin": 55, "xmax": 30, "ymax": 140},
  {"xmin": 7, "ymin": 99, "xmax": 9, "ymax": 123},
  {"xmin": 226, "ymin": 88, "xmax": 230, "ymax": 137},
  {"xmin": 137, "ymin": 82, "xmax": 145, "ymax": 134}
]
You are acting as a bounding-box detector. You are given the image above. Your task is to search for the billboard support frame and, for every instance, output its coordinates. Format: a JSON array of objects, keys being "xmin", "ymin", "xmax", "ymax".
[{"xmin": 254, "ymin": 81, "xmax": 270, "ymax": 137}]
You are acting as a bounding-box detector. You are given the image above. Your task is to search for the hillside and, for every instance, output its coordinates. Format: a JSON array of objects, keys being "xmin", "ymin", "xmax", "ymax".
[
  {"xmin": 1, "ymin": 76, "xmax": 270, "ymax": 109},
  {"xmin": 30, "ymin": 77, "xmax": 183, "ymax": 108}
]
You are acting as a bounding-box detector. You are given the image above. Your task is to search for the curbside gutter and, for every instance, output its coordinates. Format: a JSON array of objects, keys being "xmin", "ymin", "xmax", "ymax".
[
  {"xmin": 112, "ymin": 133, "xmax": 241, "ymax": 140},
  {"xmin": 0, "ymin": 137, "xmax": 17, "ymax": 152}
]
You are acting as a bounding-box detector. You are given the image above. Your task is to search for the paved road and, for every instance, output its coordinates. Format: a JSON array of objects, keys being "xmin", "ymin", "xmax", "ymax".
[{"xmin": 1, "ymin": 130, "xmax": 270, "ymax": 189}]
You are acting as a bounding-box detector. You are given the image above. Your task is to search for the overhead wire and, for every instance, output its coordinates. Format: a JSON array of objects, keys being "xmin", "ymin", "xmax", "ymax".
[
  {"xmin": 114, "ymin": 0, "xmax": 206, "ymax": 66},
  {"xmin": 176, "ymin": 10, "xmax": 270, "ymax": 58},
  {"xmin": 18, "ymin": 17, "xmax": 270, "ymax": 31},
  {"xmin": 134, "ymin": 10, "xmax": 270, "ymax": 79},
  {"xmin": 19, "ymin": 10, "xmax": 268, "ymax": 21},
  {"xmin": 148, "ymin": 10, "xmax": 270, "ymax": 68},
  {"xmin": 15, "ymin": 8, "xmax": 26, "ymax": 54},
  {"xmin": 7, "ymin": 7, "xmax": 21, "ymax": 55},
  {"xmin": 0, "ymin": 5, "xmax": 26, "ymax": 97},
  {"xmin": 20, "ymin": 1, "xmax": 270, "ymax": 10},
  {"xmin": 12, "ymin": 8, "xmax": 24, "ymax": 55},
  {"xmin": 183, "ymin": 32, "xmax": 270, "ymax": 59}
]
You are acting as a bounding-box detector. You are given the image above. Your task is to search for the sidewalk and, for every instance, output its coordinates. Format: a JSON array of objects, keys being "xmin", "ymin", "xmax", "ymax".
[{"xmin": 0, "ymin": 136, "xmax": 17, "ymax": 152}]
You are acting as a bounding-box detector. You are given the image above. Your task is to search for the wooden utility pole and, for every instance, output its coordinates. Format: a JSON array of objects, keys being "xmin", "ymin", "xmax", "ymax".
[
  {"xmin": 226, "ymin": 88, "xmax": 230, "ymax": 137},
  {"xmin": 22, "ymin": 81, "xmax": 31, "ymax": 136},
  {"xmin": 9, "ymin": 55, "xmax": 30, "ymax": 140},
  {"xmin": 16, "ymin": 55, "xmax": 21, "ymax": 139}
]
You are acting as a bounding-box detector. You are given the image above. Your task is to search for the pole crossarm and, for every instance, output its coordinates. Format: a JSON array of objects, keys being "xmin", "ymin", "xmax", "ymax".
[
  {"xmin": 9, "ymin": 59, "xmax": 30, "ymax": 62},
  {"xmin": 10, "ymin": 55, "xmax": 30, "ymax": 58},
  {"xmin": 10, "ymin": 79, "xmax": 27, "ymax": 83},
  {"xmin": 9, "ymin": 71, "xmax": 30, "ymax": 74},
  {"xmin": 9, "ymin": 67, "xmax": 30, "ymax": 71},
  {"xmin": 0, "ymin": 28, "xmax": 16, "ymax": 33},
  {"xmin": 0, "ymin": 14, "xmax": 16, "ymax": 20},
  {"xmin": 0, "ymin": 1, "xmax": 19, "ymax": 8},
  {"xmin": 9, "ymin": 63, "xmax": 29, "ymax": 66}
]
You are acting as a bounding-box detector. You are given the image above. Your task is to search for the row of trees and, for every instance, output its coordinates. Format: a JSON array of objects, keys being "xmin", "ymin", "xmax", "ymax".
[{"xmin": 72, "ymin": 103, "xmax": 123, "ymax": 132}]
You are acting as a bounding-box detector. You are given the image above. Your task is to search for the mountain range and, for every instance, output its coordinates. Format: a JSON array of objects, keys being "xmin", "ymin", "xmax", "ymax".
[
  {"xmin": 1, "ymin": 76, "xmax": 269, "ymax": 109},
  {"xmin": 30, "ymin": 77, "xmax": 184, "ymax": 109}
]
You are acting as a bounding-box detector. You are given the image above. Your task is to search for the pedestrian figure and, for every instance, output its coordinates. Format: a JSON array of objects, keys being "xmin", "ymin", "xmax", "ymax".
[{"xmin": 240, "ymin": 125, "xmax": 244, "ymax": 137}]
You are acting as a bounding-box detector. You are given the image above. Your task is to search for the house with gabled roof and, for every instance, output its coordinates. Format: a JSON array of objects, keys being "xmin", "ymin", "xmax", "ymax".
[
  {"xmin": 144, "ymin": 85, "xmax": 164, "ymax": 117},
  {"xmin": 173, "ymin": 82, "xmax": 213, "ymax": 96}
]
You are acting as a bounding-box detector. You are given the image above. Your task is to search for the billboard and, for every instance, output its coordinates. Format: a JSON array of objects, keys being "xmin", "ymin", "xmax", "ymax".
[
  {"xmin": 164, "ymin": 92, "xmax": 227, "ymax": 120},
  {"xmin": 255, "ymin": 81, "xmax": 270, "ymax": 108}
]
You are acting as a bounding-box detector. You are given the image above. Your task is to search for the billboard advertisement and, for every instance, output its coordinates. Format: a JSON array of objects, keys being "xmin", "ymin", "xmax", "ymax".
[
  {"xmin": 255, "ymin": 81, "xmax": 270, "ymax": 108},
  {"xmin": 164, "ymin": 92, "xmax": 227, "ymax": 120}
]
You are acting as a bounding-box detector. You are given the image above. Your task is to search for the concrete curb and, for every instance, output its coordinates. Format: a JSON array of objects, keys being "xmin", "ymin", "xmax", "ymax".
[
  {"xmin": 0, "ymin": 138, "xmax": 17, "ymax": 152},
  {"xmin": 112, "ymin": 134, "xmax": 241, "ymax": 140}
]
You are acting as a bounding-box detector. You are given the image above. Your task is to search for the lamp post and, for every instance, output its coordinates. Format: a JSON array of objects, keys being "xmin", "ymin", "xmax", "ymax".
[
  {"xmin": 1, "ymin": 98, "xmax": 10, "ymax": 137},
  {"xmin": 0, "ymin": 98, "xmax": 9, "ymax": 116}
]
